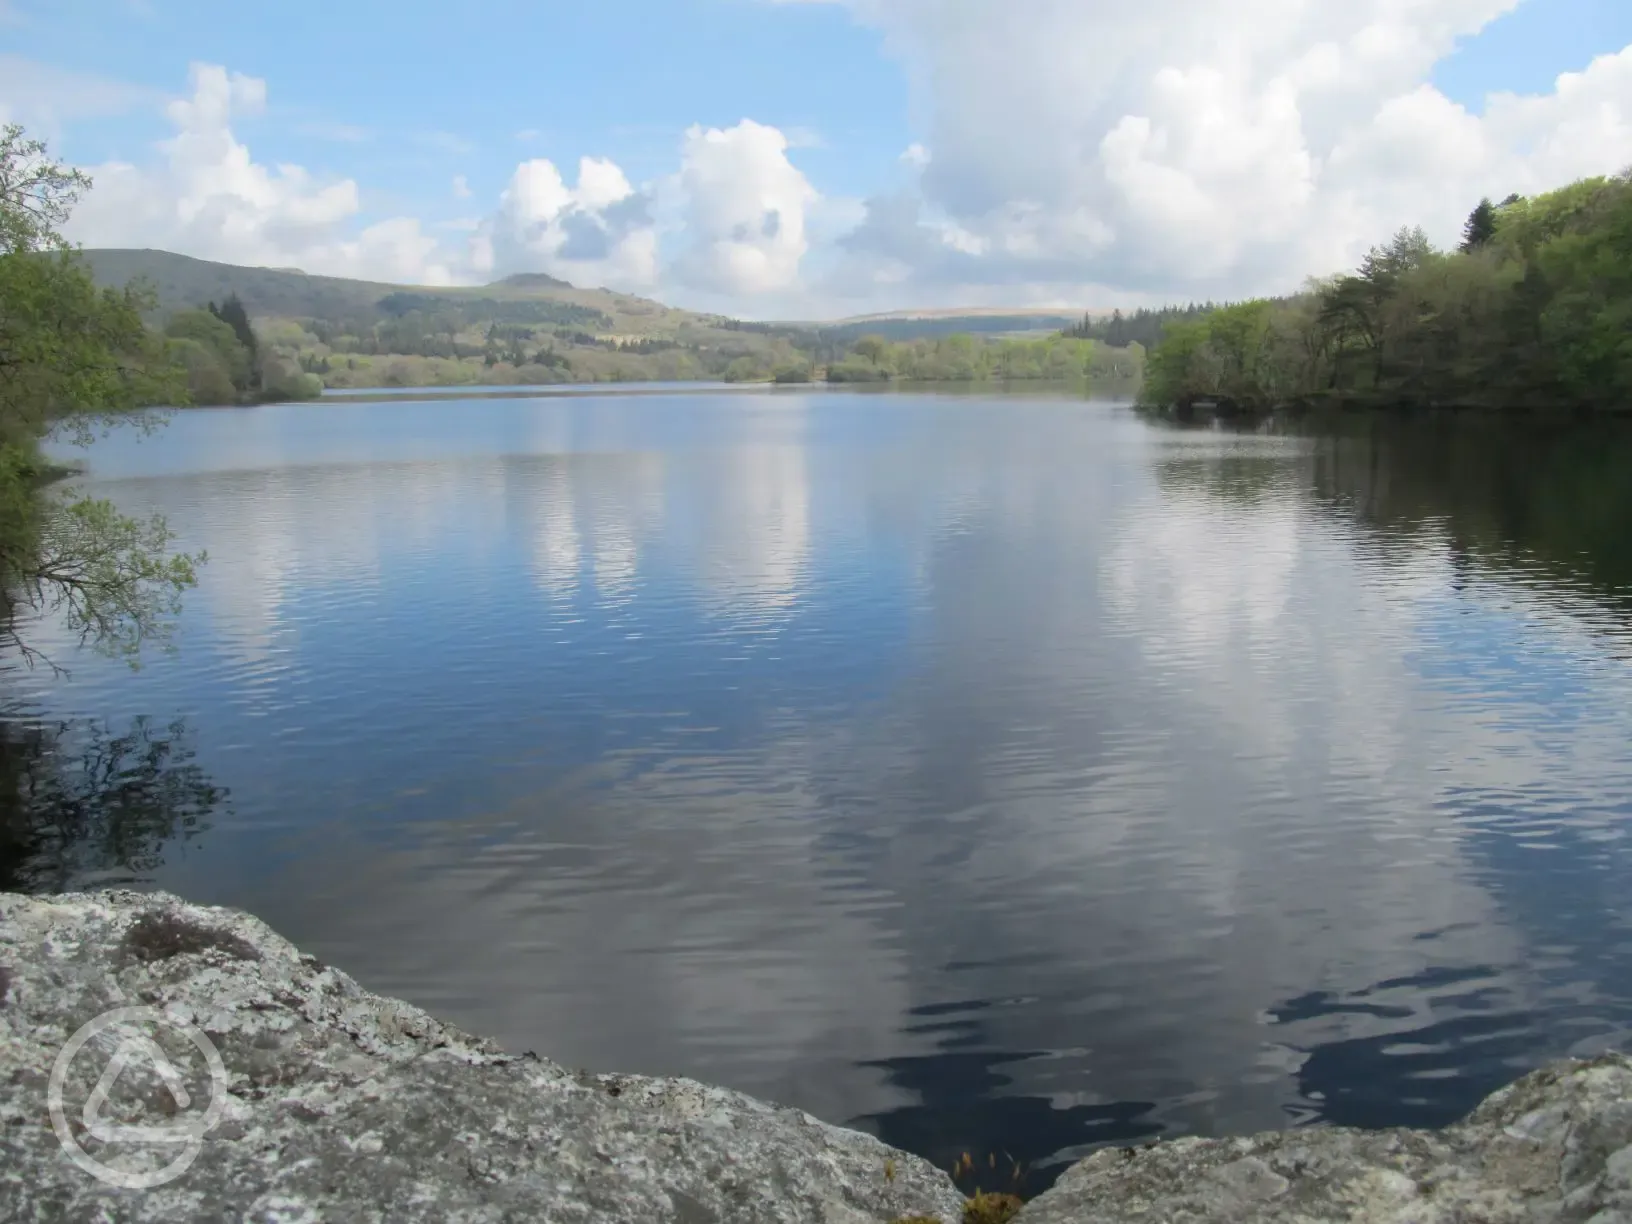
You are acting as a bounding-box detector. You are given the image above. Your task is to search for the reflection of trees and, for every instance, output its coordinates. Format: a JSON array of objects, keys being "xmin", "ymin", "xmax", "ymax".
[
  {"xmin": 1144, "ymin": 412, "xmax": 1632, "ymax": 614},
  {"xmin": 0, "ymin": 714, "xmax": 227, "ymax": 893},
  {"xmin": 1150, "ymin": 453, "xmax": 1294, "ymax": 507},
  {"xmin": 1304, "ymin": 416, "xmax": 1632, "ymax": 610}
]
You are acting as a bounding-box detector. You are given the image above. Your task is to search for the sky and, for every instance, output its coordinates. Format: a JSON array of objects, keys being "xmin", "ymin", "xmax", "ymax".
[{"xmin": 2, "ymin": 0, "xmax": 1631, "ymax": 319}]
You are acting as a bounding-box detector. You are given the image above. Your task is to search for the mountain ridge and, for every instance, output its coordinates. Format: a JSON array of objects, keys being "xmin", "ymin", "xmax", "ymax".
[{"xmin": 76, "ymin": 248, "xmax": 1099, "ymax": 335}]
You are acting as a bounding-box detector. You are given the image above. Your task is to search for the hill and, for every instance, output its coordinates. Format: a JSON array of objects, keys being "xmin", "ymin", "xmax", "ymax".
[
  {"xmin": 78, "ymin": 249, "xmax": 813, "ymax": 389},
  {"xmin": 78, "ymin": 249, "xmax": 1143, "ymax": 392},
  {"xmin": 77, "ymin": 249, "xmax": 733, "ymax": 337}
]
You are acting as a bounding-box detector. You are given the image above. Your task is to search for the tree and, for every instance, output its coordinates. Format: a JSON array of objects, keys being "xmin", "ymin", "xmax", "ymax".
[
  {"xmin": 1460, "ymin": 198, "xmax": 1498, "ymax": 252},
  {"xmin": 165, "ymin": 309, "xmax": 252, "ymax": 392},
  {"xmin": 0, "ymin": 123, "xmax": 202, "ymax": 669},
  {"xmin": 722, "ymin": 355, "xmax": 764, "ymax": 382},
  {"xmin": 1138, "ymin": 170, "xmax": 1632, "ymax": 413},
  {"xmin": 852, "ymin": 335, "xmax": 891, "ymax": 367},
  {"xmin": 166, "ymin": 337, "xmax": 239, "ymax": 406},
  {"xmin": 208, "ymin": 293, "xmax": 259, "ymax": 376}
]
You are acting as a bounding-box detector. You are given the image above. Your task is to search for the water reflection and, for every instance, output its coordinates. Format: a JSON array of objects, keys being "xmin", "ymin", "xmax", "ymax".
[
  {"xmin": 0, "ymin": 713, "xmax": 227, "ymax": 893},
  {"xmin": 18, "ymin": 395, "xmax": 1632, "ymax": 1197}
]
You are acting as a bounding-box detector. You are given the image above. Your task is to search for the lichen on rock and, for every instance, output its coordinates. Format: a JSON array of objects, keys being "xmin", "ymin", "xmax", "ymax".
[
  {"xmin": 3, "ymin": 888, "xmax": 1630, "ymax": 1224},
  {"xmin": 1016, "ymin": 1053, "xmax": 1632, "ymax": 1223},
  {"xmin": 0, "ymin": 890, "xmax": 965, "ymax": 1223}
]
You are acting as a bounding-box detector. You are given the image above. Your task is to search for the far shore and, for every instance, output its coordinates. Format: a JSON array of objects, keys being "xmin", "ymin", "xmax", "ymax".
[
  {"xmin": 286, "ymin": 376, "xmax": 1136, "ymax": 406},
  {"xmin": 314, "ymin": 382, "xmax": 826, "ymax": 404}
]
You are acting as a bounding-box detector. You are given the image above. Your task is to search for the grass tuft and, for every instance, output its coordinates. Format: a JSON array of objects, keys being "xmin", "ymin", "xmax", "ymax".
[{"xmin": 962, "ymin": 1190, "xmax": 1025, "ymax": 1224}]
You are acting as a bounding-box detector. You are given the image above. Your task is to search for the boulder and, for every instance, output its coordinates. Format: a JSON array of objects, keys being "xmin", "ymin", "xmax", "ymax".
[
  {"xmin": 6, "ymin": 888, "xmax": 1629, "ymax": 1224},
  {"xmin": 0, "ymin": 890, "xmax": 965, "ymax": 1223},
  {"xmin": 1019, "ymin": 1053, "xmax": 1632, "ymax": 1223}
]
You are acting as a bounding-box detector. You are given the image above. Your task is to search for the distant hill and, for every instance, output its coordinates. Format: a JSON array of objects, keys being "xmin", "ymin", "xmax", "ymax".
[
  {"xmin": 75, "ymin": 248, "xmax": 1133, "ymax": 391},
  {"xmin": 80, "ymin": 249, "xmax": 415, "ymax": 320},
  {"xmin": 75, "ymin": 249, "xmax": 729, "ymax": 339},
  {"xmin": 76, "ymin": 248, "xmax": 822, "ymax": 390}
]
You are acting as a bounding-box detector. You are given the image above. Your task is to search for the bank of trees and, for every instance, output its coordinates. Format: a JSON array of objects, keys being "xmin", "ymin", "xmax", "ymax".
[
  {"xmin": 0, "ymin": 124, "xmax": 201, "ymax": 667},
  {"xmin": 162, "ymin": 294, "xmax": 322, "ymax": 405},
  {"xmin": 823, "ymin": 333, "xmax": 1136, "ymax": 383},
  {"xmin": 1140, "ymin": 172, "xmax": 1632, "ymax": 413},
  {"xmin": 1066, "ymin": 304, "xmax": 1216, "ymax": 349}
]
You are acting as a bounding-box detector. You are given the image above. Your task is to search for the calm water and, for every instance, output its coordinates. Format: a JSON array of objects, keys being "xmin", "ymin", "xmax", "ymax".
[{"xmin": 8, "ymin": 392, "xmax": 1632, "ymax": 1194}]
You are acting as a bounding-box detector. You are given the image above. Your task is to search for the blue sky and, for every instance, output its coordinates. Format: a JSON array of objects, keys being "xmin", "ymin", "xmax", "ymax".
[{"xmin": 3, "ymin": 0, "xmax": 1631, "ymax": 316}]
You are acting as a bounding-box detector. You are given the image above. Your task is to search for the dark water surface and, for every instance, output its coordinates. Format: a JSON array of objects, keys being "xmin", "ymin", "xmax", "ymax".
[{"xmin": 9, "ymin": 392, "xmax": 1632, "ymax": 1193}]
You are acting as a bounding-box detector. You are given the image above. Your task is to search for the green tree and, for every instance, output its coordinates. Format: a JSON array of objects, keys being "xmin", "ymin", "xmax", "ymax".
[
  {"xmin": 257, "ymin": 353, "xmax": 324, "ymax": 401},
  {"xmin": 0, "ymin": 123, "xmax": 202, "ymax": 669},
  {"xmin": 208, "ymin": 293, "xmax": 259, "ymax": 373},
  {"xmin": 1460, "ymin": 198, "xmax": 1498, "ymax": 252},
  {"xmin": 852, "ymin": 335, "xmax": 891, "ymax": 368},
  {"xmin": 1139, "ymin": 171, "xmax": 1632, "ymax": 414},
  {"xmin": 166, "ymin": 336, "xmax": 239, "ymax": 406},
  {"xmin": 165, "ymin": 308, "xmax": 252, "ymax": 393},
  {"xmin": 723, "ymin": 355, "xmax": 765, "ymax": 382}
]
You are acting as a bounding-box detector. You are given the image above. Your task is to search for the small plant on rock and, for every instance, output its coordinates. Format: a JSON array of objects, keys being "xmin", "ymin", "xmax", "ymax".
[
  {"xmin": 962, "ymin": 1190, "xmax": 1024, "ymax": 1224},
  {"xmin": 953, "ymin": 1201, "xmax": 1018, "ymax": 1224}
]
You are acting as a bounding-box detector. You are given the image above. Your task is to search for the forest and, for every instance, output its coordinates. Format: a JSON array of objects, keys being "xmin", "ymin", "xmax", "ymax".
[{"xmin": 1138, "ymin": 172, "xmax": 1632, "ymax": 414}]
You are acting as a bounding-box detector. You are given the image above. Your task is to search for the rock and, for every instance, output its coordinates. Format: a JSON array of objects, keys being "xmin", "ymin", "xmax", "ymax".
[
  {"xmin": 9, "ymin": 889, "xmax": 1629, "ymax": 1224},
  {"xmin": 1016, "ymin": 1053, "xmax": 1632, "ymax": 1223},
  {"xmin": 0, "ymin": 891, "xmax": 965, "ymax": 1224}
]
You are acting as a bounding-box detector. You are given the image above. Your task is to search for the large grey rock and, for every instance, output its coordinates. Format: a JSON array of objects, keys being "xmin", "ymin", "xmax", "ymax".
[
  {"xmin": 8, "ymin": 889, "xmax": 1629, "ymax": 1224},
  {"xmin": 1017, "ymin": 1052, "xmax": 1632, "ymax": 1223},
  {"xmin": 0, "ymin": 891, "xmax": 965, "ymax": 1223}
]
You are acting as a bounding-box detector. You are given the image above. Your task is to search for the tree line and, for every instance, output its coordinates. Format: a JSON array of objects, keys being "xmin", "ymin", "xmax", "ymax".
[
  {"xmin": 818, "ymin": 333, "xmax": 1136, "ymax": 383},
  {"xmin": 0, "ymin": 124, "xmax": 201, "ymax": 668},
  {"xmin": 164, "ymin": 294, "xmax": 323, "ymax": 405},
  {"xmin": 1139, "ymin": 172, "xmax": 1632, "ymax": 414},
  {"xmin": 1064, "ymin": 304, "xmax": 1217, "ymax": 349}
]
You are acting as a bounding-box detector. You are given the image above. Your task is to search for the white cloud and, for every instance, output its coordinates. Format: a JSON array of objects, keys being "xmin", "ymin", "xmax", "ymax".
[
  {"xmin": 43, "ymin": 2, "xmax": 1632, "ymax": 314},
  {"xmin": 805, "ymin": 0, "xmax": 1632, "ymax": 301},
  {"xmin": 49, "ymin": 62, "xmax": 827, "ymax": 302},
  {"xmin": 474, "ymin": 155, "xmax": 660, "ymax": 289},
  {"xmin": 65, "ymin": 63, "xmax": 457, "ymax": 285},
  {"xmin": 671, "ymin": 119, "xmax": 818, "ymax": 295}
]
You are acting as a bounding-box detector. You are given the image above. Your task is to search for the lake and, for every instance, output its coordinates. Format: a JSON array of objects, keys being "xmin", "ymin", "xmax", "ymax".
[{"xmin": 9, "ymin": 390, "xmax": 1632, "ymax": 1195}]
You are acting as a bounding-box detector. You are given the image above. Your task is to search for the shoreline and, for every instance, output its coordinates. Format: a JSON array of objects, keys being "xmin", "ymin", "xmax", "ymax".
[{"xmin": 3, "ymin": 889, "xmax": 1629, "ymax": 1222}]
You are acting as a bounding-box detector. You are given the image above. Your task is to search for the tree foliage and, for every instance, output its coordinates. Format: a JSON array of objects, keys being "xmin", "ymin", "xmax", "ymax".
[
  {"xmin": 1140, "ymin": 174, "xmax": 1632, "ymax": 413},
  {"xmin": 1065, "ymin": 303, "xmax": 1217, "ymax": 348},
  {"xmin": 208, "ymin": 294, "xmax": 259, "ymax": 368},
  {"xmin": 1460, "ymin": 199, "xmax": 1497, "ymax": 252},
  {"xmin": 823, "ymin": 332, "xmax": 1133, "ymax": 383},
  {"xmin": 0, "ymin": 123, "xmax": 203, "ymax": 669}
]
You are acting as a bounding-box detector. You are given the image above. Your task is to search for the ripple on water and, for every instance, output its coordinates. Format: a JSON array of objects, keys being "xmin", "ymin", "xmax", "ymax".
[{"xmin": 14, "ymin": 395, "xmax": 1632, "ymax": 1195}]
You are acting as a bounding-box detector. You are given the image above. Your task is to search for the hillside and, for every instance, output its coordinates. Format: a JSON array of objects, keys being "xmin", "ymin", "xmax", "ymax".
[
  {"xmin": 78, "ymin": 249, "xmax": 813, "ymax": 389},
  {"xmin": 77, "ymin": 249, "xmax": 734, "ymax": 337},
  {"xmin": 78, "ymin": 248, "xmax": 1140, "ymax": 392}
]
